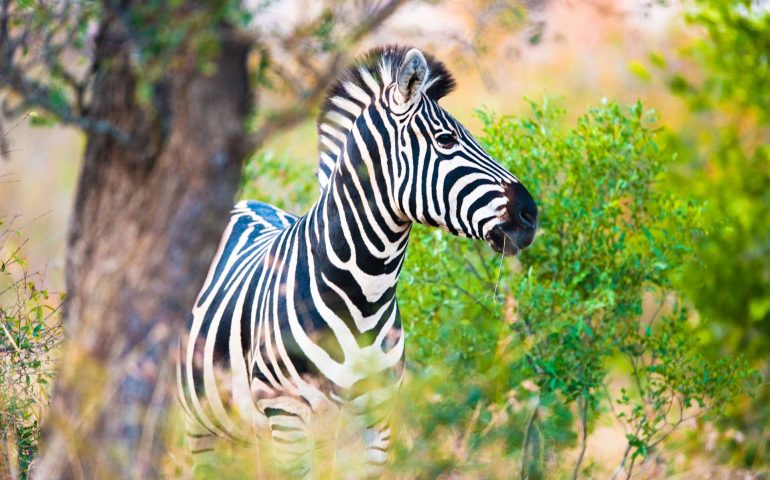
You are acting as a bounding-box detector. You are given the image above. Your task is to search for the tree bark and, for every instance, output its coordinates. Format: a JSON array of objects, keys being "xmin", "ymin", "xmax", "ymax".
[{"xmin": 32, "ymin": 9, "xmax": 251, "ymax": 480}]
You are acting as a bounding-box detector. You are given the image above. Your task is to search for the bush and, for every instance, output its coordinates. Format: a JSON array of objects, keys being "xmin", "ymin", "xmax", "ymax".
[
  {"xmin": 0, "ymin": 212, "xmax": 62, "ymax": 479},
  {"xmin": 390, "ymin": 100, "xmax": 757, "ymax": 478},
  {"xmin": 651, "ymin": 0, "xmax": 770, "ymax": 468},
  {"xmin": 236, "ymin": 100, "xmax": 757, "ymax": 478}
]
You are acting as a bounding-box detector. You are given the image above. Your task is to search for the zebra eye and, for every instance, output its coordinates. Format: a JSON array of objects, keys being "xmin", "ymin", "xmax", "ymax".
[{"xmin": 436, "ymin": 132, "xmax": 458, "ymax": 148}]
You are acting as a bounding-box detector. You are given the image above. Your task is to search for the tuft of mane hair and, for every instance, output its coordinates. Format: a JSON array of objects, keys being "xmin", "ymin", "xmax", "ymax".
[{"xmin": 314, "ymin": 46, "xmax": 456, "ymax": 191}]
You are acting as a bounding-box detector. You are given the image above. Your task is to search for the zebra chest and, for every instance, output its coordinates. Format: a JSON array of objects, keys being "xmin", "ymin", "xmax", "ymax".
[{"xmin": 249, "ymin": 293, "xmax": 404, "ymax": 394}]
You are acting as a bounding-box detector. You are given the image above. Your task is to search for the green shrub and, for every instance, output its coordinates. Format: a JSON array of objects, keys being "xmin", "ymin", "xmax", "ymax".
[
  {"xmin": 650, "ymin": 0, "xmax": 770, "ymax": 468},
  {"xmin": 391, "ymin": 100, "xmax": 757, "ymax": 478},
  {"xmin": 0, "ymin": 214, "xmax": 62, "ymax": 479},
  {"xmin": 234, "ymin": 100, "xmax": 757, "ymax": 478}
]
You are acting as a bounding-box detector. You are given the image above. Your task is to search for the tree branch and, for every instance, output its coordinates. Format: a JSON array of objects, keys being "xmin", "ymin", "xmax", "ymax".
[
  {"xmin": 0, "ymin": 0, "xmax": 128, "ymax": 143},
  {"xmin": 520, "ymin": 399, "xmax": 541, "ymax": 480},
  {"xmin": 0, "ymin": 67, "xmax": 129, "ymax": 142},
  {"xmin": 572, "ymin": 394, "xmax": 589, "ymax": 480},
  {"xmin": 242, "ymin": 0, "xmax": 407, "ymax": 154}
]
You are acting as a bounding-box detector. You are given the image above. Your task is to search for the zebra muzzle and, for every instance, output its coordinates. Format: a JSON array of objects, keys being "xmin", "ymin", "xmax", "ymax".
[{"xmin": 485, "ymin": 222, "xmax": 536, "ymax": 257}]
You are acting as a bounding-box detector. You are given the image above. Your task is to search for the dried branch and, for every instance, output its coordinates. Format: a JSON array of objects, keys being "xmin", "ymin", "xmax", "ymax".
[
  {"xmin": 520, "ymin": 399, "xmax": 541, "ymax": 480},
  {"xmin": 572, "ymin": 394, "xmax": 589, "ymax": 480},
  {"xmin": 243, "ymin": 0, "xmax": 407, "ymax": 154},
  {"xmin": 0, "ymin": 68, "xmax": 129, "ymax": 141},
  {"xmin": 604, "ymin": 384, "xmax": 629, "ymax": 435},
  {"xmin": 610, "ymin": 422, "xmax": 643, "ymax": 480},
  {"xmin": 245, "ymin": 50, "xmax": 343, "ymax": 151},
  {"xmin": 0, "ymin": 1, "xmax": 129, "ymax": 143}
]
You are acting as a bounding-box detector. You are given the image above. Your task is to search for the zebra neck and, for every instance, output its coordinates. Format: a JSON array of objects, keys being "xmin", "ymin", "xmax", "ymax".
[{"xmin": 306, "ymin": 145, "xmax": 411, "ymax": 321}]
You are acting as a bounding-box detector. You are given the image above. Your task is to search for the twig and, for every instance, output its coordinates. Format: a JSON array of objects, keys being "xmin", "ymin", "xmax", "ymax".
[
  {"xmin": 439, "ymin": 259, "xmax": 497, "ymax": 312},
  {"xmin": 0, "ymin": 112, "xmax": 31, "ymax": 159},
  {"xmin": 520, "ymin": 398, "xmax": 540, "ymax": 480},
  {"xmin": 645, "ymin": 294, "xmax": 667, "ymax": 328},
  {"xmin": 464, "ymin": 259, "xmax": 487, "ymax": 284},
  {"xmin": 472, "ymin": 241, "xmax": 494, "ymax": 278},
  {"xmin": 492, "ymin": 240, "xmax": 505, "ymax": 301},
  {"xmin": 0, "ymin": 320, "xmax": 21, "ymax": 354},
  {"xmin": 135, "ymin": 358, "xmax": 171, "ymax": 480},
  {"xmin": 572, "ymin": 395, "xmax": 588, "ymax": 480},
  {"xmin": 427, "ymin": 278, "xmax": 495, "ymax": 314},
  {"xmin": 1, "ymin": 112, "xmax": 30, "ymax": 140},
  {"xmin": 625, "ymin": 455, "xmax": 637, "ymax": 480},
  {"xmin": 0, "ymin": 341, "xmax": 56, "ymax": 355},
  {"xmin": 457, "ymin": 401, "xmax": 483, "ymax": 459},
  {"xmin": 604, "ymin": 383, "xmax": 629, "ymax": 435},
  {"xmin": 610, "ymin": 423, "xmax": 643, "ymax": 480},
  {"xmin": 243, "ymin": 0, "xmax": 407, "ymax": 154}
]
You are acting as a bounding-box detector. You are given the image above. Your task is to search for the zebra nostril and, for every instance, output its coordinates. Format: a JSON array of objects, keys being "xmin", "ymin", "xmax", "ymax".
[
  {"xmin": 502, "ymin": 180, "xmax": 538, "ymax": 231},
  {"xmin": 517, "ymin": 209, "xmax": 537, "ymax": 229}
]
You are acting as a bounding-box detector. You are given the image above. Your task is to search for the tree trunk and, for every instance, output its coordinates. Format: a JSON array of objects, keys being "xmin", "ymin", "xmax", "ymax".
[{"xmin": 33, "ymin": 10, "xmax": 251, "ymax": 480}]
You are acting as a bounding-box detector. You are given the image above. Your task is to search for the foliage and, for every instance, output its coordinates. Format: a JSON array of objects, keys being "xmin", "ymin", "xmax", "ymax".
[
  {"xmin": 240, "ymin": 150, "xmax": 318, "ymax": 213},
  {"xmin": 0, "ymin": 213, "xmax": 62, "ymax": 479},
  {"xmin": 237, "ymin": 100, "xmax": 758, "ymax": 477},
  {"xmin": 668, "ymin": 0, "xmax": 770, "ymax": 353},
  {"xmin": 389, "ymin": 101, "xmax": 756, "ymax": 477},
  {"xmin": 675, "ymin": 0, "xmax": 770, "ymax": 120},
  {"xmin": 649, "ymin": 0, "xmax": 770, "ymax": 468}
]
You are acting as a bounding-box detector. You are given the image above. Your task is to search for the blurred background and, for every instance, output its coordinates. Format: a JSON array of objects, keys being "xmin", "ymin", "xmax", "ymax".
[
  {"xmin": 2, "ymin": 0, "xmax": 769, "ymax": 478},
  {"xmin": 0, "ymin": 0, "xmax": 688, "ymax": 293}
]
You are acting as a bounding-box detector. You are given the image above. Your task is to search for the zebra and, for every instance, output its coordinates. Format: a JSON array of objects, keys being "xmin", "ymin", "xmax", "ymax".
[{"xmin": 177, "ymin": 45, "xmax": 538, "ymax": 476}]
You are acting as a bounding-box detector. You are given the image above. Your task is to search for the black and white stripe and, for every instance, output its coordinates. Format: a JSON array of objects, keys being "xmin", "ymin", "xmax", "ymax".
[{"xmin": 178, "ymin": 45, "xmax": 538, "ymax": 477}]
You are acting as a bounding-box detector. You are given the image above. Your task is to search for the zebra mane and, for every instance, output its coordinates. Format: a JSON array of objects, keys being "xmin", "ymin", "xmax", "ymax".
[{"xmin": 315, "ymin": 45, "xmax": 456, "ymax": 190}]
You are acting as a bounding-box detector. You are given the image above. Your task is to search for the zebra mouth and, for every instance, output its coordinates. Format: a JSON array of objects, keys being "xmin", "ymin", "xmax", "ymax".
[{"xmin": 485, "ymin": 224, "xmax": 522, "ymax": 257}]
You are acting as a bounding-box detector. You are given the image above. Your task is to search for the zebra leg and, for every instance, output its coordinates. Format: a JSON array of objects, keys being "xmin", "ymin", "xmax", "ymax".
[
  {"xmin": 342, "ymin": 383, "xmax": 398, "ymax": 478},
  {"xmin": 183, "ymin": 415, "xmax": 224, "ymax": 477},
  {"xmin": 362, "ymin": 420, "xmax": 391, "ymax": 478},
  {"xmin": 321, "ymin": 415, "xmax": 391, "ymax": 479},
  {"xmin": 260, "ymin": 399, "xmax": 314, "ymax": 478}
]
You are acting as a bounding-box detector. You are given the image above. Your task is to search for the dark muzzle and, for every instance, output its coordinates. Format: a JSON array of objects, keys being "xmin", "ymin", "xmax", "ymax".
[{"xmin": 485, "ymin": 181, "xmax": 538, "ymax": 256}]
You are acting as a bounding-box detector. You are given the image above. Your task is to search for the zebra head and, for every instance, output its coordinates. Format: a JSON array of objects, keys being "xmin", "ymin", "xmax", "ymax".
[
  {"xmin": 317, "ymin": 46, "xmax": 538, "ymax": 255},
  {"xmin": 388, "ymin": 48, "xmax": 538, "ymax": 256}
]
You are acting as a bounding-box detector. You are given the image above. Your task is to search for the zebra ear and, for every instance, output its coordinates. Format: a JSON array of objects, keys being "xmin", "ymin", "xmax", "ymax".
[{"xmin": 396, "ymin": 48, "xmax": 428, "ymax": 105}]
